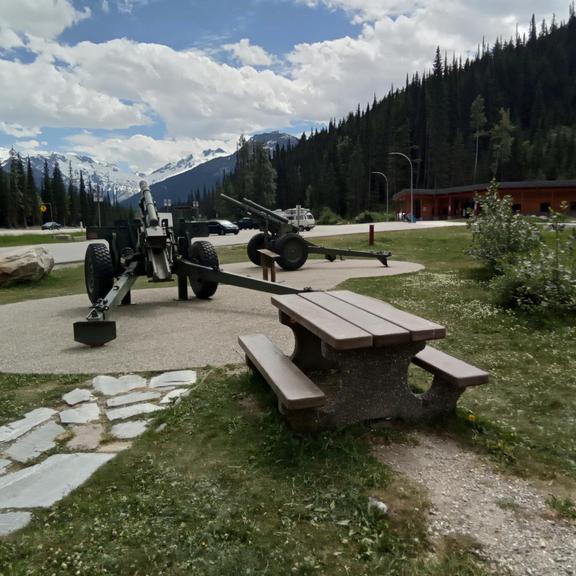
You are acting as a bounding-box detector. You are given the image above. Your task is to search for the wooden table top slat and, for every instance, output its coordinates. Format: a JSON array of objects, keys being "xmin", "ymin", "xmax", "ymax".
[
  {"xmin": 300, "ymin": 292, "xmax": 412, "ymax": 346},
  {"xmin": 327, "ymin": 291, "xmax": 446, "ymax": 341},
  {"xmin": 271, "ymin": 294, "xmax": 373, "ymax": 350}
]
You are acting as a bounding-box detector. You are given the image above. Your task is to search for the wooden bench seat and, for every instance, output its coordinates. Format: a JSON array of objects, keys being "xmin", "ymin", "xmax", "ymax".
[
  {"xmin": 412, "ymin": 346, "xmax": 489, "ymax": 387},
  {"xmin": 238, "ymin": 334, "xmax": 326, "ymax": 409}
]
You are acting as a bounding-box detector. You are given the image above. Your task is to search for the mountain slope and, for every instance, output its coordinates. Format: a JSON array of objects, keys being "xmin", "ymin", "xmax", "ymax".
[{"xmin": 124, "ymin": 131, "xmax": 298, "ymax": 207}]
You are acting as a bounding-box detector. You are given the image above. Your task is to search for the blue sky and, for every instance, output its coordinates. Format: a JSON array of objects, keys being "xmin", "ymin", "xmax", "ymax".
[{"xmin": 0, "ymin": 0, "xmax": 568, "ymax": 173}]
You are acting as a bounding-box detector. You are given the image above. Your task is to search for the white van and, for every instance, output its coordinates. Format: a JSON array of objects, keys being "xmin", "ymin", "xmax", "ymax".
[{"xmin": 284, "ymin": 207, "xmax": 316, "ymax": 231}]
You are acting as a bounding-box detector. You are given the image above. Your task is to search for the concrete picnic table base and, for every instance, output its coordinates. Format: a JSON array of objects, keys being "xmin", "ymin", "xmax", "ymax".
[
  {"xmin": 0, "ymin": 259, "xmax": 423, "ymax": 374},
  {"xmin": 282, "ymin": 339, "xmax": 465, "ymax": 432}
]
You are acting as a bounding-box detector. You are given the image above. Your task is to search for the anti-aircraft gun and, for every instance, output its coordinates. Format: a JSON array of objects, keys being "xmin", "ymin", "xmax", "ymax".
[
  {"xmin": 221, "ymin": 194, "xmax": 391, "ymax": 271},
  {"xmin": 73, "ymin": 181, "xmax": 308, "ymax": 347}
]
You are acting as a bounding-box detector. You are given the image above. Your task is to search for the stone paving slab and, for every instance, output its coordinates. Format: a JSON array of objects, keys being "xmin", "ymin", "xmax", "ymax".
[
  {"xmin": 0, "ymin": 453, "xmax": 115, "ymax": 509},
  {"xmin": 97, "ymin": 441, "xmax": 132, "ymax": 452},
  {"xmin": 149, "ymin": 370, "xmax": 197, "ymax": 388},
  {"xmin": 0, "ymin": 408, "xmax": 57, "ymax": 443},
  {"xmin": 160, "ymin": 388, "xmax": 190, "ymax": 404},
  {"xmin": 92, "ymin": 375, "xmax": 146, "ymax": 396},
  {"xmin": 63, "ymin": 388, "xmax": 94, "ymax": 406},
  {"xmin": 106, "ymin": 391, "xmax": 161, "ymax": 408},
  {"xmin": 4, "ymin": 421, "xmax": 65, "ymax": 464},
  {"xmin": 111, "ymin": 420, "xmax": 148, "ymax": 439},
  {"xmin": 0, "ymin": 511, "xmax": 32, "ymax": 536},
  {"xmin": 0, "ymin": 459, "xmax": 10, "ymax": 475},
  {"xmin": 66, "ymin": 423, "xmax": 104, "ymax": 451},
  {"xmin": 105, "ymin": 403, "xmax": 165, "ymax": 422},
  {"xmin": 59, "ymin": 402, "xmax": 100, "ymax": 425}
]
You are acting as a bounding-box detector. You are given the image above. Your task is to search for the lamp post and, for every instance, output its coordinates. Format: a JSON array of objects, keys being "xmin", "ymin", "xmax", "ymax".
[
  {"xmin": 389, "ymin": 152, "xmax": 414, "ymax": 221},
  {"xmin": 371, "ymin": 172, "xmax": 389, "ymax": 217}
]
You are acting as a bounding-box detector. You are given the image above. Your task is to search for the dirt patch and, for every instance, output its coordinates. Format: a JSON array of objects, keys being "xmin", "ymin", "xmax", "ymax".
[{"xmin": 373, "ymin": 433, "xmax": 576, "ymax": 575}]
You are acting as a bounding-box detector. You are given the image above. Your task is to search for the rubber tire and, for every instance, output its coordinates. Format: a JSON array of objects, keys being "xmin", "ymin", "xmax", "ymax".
[
  {"xmin": 85, "ymin": 243, "xmax": 115, "ymax": 303},
  {"xmin": 247, "ymin": 232, "xmax": 268, "ymax": 266},
  {"xmin": 189, "ymin": 240, "xmax": 219, "ymax": 299},
  {"xmin": 276, "ymin": 233, "xmax": 308, "ymax": 271}
]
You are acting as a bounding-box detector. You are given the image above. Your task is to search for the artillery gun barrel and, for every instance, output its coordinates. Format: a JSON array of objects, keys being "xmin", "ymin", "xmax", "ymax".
[
  {"xmin": 220, "ymin": 193, "xmax": 265, "ymax": 217},
  {"xmin": 140, "ymin": 180, "xmax": 159, "ymax": 227},
  {"xmin": 242, "ymin": 198, "xmax": 290, "ymax": 224}
]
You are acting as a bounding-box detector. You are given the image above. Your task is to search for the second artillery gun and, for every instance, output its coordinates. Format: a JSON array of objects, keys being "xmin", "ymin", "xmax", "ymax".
[
  {"xmin": 221, "ymin": 194, "xmax": 391, "ymax": 271},
  {"xmin": 73, "ymin": 181, "xmax": 309, "ymax": 347}
]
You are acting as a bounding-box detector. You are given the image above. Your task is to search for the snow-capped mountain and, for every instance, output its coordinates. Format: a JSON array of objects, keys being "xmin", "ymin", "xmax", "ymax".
[
  {"xmin": 2, "ymin": 152, "xmax": 140, "ymax": 203},
  {"xmin": 146, "ymin": 148, "xmax": 228, "ymax": 185},
  {"xmin": 3, "ymin": 132, "xmax": 299, "ymax": 206}
]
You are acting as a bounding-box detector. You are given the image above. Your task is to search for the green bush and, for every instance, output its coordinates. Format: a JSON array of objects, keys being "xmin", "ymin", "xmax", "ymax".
[
  {"xmin": 490, "ymin": 207, "xmax": 576, "ymax": 311},
  {"xmin": 317, "ymin": 206, "xmax": 343, "ymax": 225},
  {"xmin": 467, "ymin": 180, "xmax": 541, "ymax": 273},
  {"xmin": 353, "ymin": 211, "xmax": 395, "ymax": 223}
]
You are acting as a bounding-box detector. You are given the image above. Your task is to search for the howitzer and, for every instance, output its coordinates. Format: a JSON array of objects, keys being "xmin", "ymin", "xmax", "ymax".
[
  {"xmin": 221, "ymin": 194, "xmax": 391, "ymax": 271},
  {"xmin": 73, "ymin": 181, "xmax": 310, "ymax": 347}
]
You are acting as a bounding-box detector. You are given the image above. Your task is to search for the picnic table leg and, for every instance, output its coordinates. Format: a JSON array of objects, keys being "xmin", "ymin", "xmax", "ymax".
[
  {"xmin": 311, "ymin": 342, "xmax": 427, "ymax": 427},
  {"xmin": 279, "ymin": 311, "xmax": 335, "ymax": 371}
]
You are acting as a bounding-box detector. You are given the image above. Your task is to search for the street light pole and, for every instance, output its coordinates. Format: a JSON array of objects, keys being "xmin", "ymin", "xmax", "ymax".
[
  {"xmin": 371, "ymin": 172, "xmax": 389, "ymax": 216},
  {"xmin": 389, "ymin": 152, "xmax": 414, "ymax": 221}
]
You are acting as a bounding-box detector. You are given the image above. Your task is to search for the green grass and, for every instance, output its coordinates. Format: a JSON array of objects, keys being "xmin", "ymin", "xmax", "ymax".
[
  {"xmin": 0, "ymin": 369, "xmax": 488, "ymax": 575},
  {"xmin": 337, "ymin": 229, "xmax": 576, "ymax": 480},
  {"xmin": 0, "ymin": 373, "xmax": 89, "ymax": 427},
  {"xmin": 0, "ymin": 232, "xmax": 85, "ymax": 248}
]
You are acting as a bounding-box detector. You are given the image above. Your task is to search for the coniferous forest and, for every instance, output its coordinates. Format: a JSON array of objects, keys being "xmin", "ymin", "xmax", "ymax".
[
  {"xmin": 0, "ymin": 151, "xmax": 131, "ymax": 228},
  {"xmin": 215, "ymin": 9, "xmax": 576, "ymax": 218}
]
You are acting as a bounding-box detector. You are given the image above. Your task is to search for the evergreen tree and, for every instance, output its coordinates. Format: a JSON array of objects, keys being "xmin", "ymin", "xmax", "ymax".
[
  {"xmin": 25, "ymin": 157, "xmax": 40, "ymax": 226},
  {"xmin": 52, "ymin": 161, "xmax": 67, "ymax": 224},
  {"xmin": 67, "ymin": 161, "xmax": 80, "ymax": 225}
]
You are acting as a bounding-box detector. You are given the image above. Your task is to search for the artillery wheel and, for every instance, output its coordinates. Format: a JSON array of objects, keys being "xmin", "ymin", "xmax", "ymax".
[
  {"xmin": 190, "ymin": 240, "xmax": 219, "ymax": 299},
  {"xmin": 276, "ymin": 233, "xmax": 308, "ymax": 271},
  {"xmin": 247, "ymin": 232, "xmax": 267, "ymax": 266},
  {"xmin": 85, "ymin": 243, "xmax": 115, "ymax": 304}
]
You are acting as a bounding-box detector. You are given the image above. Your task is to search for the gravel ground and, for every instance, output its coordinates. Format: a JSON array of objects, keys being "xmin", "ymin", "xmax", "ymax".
[
  {"xmin": 374, "ymin": 434, "xmax": 576, "ymax": 575},
  {"xmin": 0, "ymin": 259, "xmax": 422, "ymax": 374}
]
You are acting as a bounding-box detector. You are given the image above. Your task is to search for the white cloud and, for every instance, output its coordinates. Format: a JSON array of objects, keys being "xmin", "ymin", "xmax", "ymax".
[
  {"xmin": 0, "ymin": 53, "xmax": 150, "ymax": 130},
  {"xmin": 223, "ymin": 38, "xmax": 274, "ymax": 66},
  {"xmin": 0, "ymin": 0, "xmax": 90, "ymax": 49},
  {"xmin": 34, "ymin": 39, "xmax": 307, "ymax": 138},
  {"xmin": 102, "ymin": 0, "xmax": 111, "ymax": 14},
  {"xmin": 0, "ymin": 123, "xmax": 41, "ymax": 138},
  {"xmin": 65, "ymin": 132, "xmax": 236, "ymax": 174},
  {"xmin": 0, "ymin": 0, "xmax": 569, "ymax": 171}
]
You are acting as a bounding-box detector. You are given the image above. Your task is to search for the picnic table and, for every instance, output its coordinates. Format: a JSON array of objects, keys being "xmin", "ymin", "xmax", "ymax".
[{"xmin": 239, "ymin": 290, "xmax": 488, "ymax": 432}]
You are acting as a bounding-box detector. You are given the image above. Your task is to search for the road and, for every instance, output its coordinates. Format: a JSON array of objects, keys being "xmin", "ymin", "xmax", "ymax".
[{"xmin": 0, "ymin": 220, "xmax": 465, "ymax": 265}]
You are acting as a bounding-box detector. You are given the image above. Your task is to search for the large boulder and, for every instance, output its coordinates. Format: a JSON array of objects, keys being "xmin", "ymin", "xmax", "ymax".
[{"xmin": 0, "ymin": 247, "xmax": 55, "ymax": 287}]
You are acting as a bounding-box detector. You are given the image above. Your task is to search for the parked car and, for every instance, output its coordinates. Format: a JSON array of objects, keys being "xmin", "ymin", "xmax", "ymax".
[
  {"xmin": 207, "ymin": 219, "xmax": 239, "ymax": 235},
  {"xmin": 236, "ymin": 217, "xmax": 257, "ymax": 230},
  {"xmin": 41, "ymin": 221, "xmax": 62, "ymax": 230}
]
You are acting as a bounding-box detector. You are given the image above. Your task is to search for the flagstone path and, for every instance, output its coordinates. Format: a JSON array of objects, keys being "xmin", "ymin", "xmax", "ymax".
[{"xmin": 0, "ymin": 370, "xmax": 196, "ymax": 536}]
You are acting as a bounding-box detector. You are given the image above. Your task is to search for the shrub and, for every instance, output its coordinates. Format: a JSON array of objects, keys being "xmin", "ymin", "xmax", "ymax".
[
  {"xmin": 353, "ymin": 211, "xmax": 395, "ymax": 223},
  {"xmin": 317, "ymin": 207, "xmax": 343, "ymax": 225},
  {"xmin": 467, "ymin": 180, "xmax": 541, "ymax": 273},
  {"xmin": 490, "ymin": 207, "xmax": 576, "ymax": 311}
]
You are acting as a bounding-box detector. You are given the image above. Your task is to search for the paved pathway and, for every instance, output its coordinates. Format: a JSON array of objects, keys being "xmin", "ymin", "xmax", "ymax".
[
  {"xmin": 0, "ymin": 220, "xmax": 464, "ymax": 264},
  {"xmin": 0, "ymin": 259, "xmax": 422, "ymax": 374},
  {"xmin": 0, "ymin": 370, "xmax": 196, "ymax": 536}
]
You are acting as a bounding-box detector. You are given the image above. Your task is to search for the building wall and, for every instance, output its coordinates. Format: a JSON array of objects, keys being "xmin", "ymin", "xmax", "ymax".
[{"xmin": 397, "ymin": 186, "xmax": 576, "ymax": 220}]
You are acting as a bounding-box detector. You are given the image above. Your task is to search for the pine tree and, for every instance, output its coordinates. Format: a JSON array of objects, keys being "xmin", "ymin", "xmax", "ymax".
[
  {"xmin": 67, "ymin": 161, "xmax": 80, "ymax": 225},
  {"xmin": 52, "ymin": 161, "xmax": 67, "ymax": 224},
  {"xmin": 25, "ymin": 158, "xmax": 40, "ymax": 225}
]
